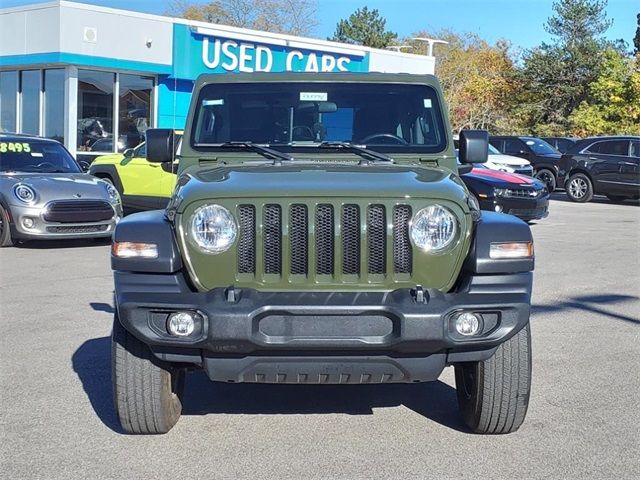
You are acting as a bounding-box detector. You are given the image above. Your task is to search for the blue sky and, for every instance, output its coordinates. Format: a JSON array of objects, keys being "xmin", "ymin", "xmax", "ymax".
[{"xmin": 3, "ymin": 0, "xmax": 638, "ymax": 49}]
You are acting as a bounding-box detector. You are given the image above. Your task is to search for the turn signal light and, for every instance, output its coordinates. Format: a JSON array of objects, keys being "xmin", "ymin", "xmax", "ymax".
[
  {"xmin": 112, "ymin": 241, "xmax": 158, "ymax": 259},
  {"xmin": 489, "ymin": 241, "xmax": 534, "ymax": 259}
]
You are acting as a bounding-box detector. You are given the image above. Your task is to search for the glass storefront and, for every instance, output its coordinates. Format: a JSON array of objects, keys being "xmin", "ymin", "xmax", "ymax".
[
  {"xmin": 118, "ymin": 74, "xmax": 154, "ymax": 150},
  {"xmin": 20, "ymin": 70, "xmax": 40, "ymax": 135},
  {"xmin": 0, "ymin": 71, "xmax": 18, "ymax": 133},
  {"xmin": 43, "ymin": 69, "xmax": 65, "ymax": 144},
  {"xmin": 77, "ymin": 70, "xmax": 115, "ymax": 153}
]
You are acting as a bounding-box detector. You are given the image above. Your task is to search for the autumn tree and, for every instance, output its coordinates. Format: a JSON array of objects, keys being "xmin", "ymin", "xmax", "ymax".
[
  {"xmin": 406, "ymin": 30, "xmax": 521, "ymax": 133},
  {"xmin": 634, "ymin": 13, "xmax": 640, "ymax": 54},
  {"xmin": 518, "ymin": 0, "xmax": 613, "ymax": 134},
  {"xmin": 167, "ymin": 0, "xmax": 319, "ymax": 36},
  {"xmin": 329, "ymin": 7, "xmax": 397, "ymax": 48},
  {"xmin": 569, "ymin": 49, "xmax": 640, "ymax": 135}
]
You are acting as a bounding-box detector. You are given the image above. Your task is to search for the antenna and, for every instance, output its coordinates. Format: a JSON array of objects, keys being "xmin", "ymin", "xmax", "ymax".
[{"xmin": 410, "ymin": 37, "xmax": 449, "ymax": 57}]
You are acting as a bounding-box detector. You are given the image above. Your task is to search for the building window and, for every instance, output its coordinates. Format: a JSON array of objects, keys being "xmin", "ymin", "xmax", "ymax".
[
  {"xmin": 118, "ymin": 74, "xmax": 154, "ymax": 151},
  {"xmin": 77, "ymin": 70, "xmax": 115, "ymax": 152},
  {"xmin": 44, "ymin": 69, "xmax": 65, "ymax": 143},
  {"xmin": 0, "ymin": 71, "xmax": 18, "ymax": 133},
  {"xmin": 20, "ymin": 70, "xmax": 40, "ymax": 135}
]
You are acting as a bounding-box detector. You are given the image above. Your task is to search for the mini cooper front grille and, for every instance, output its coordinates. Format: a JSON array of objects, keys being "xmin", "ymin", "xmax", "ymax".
[
  {"xmin": 235, "ymin": 202, "xmax": 413, "ymax": 281},
  {"xmin": 43, "ymin": 200, "xmax": 114, "ymax": 223}
]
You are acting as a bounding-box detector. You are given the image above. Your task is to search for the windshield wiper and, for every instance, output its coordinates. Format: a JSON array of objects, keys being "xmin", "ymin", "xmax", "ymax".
[
  {"xmin": 219, "ymin": 141, "xmax": 294, "ymax": 163},
  {"xmin": 318, "ymin": 141, "xmax": 394, "ymax": 163}
]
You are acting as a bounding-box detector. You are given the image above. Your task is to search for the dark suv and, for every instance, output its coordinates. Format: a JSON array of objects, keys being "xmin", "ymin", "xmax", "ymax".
[
  {"xmin": 489, "ymin": 136, "xmax": 561, "ymax": 191},
  {"xmin": 558, "ymin": 136, "xmax": 640, "ymax": 203},
  {"xmin": 541, "ymin": 137, "xmax": 578, "ymax": 154}
]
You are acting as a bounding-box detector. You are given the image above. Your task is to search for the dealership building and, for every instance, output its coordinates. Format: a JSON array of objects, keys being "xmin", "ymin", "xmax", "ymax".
[{"xmin": 0, "ymin": 1, "xmax": 435, "ymax": 160}]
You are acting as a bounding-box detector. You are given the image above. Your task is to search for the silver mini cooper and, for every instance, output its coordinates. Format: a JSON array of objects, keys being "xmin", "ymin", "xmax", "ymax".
[{"xmin": 0, "ymin": 134, "xmax": 123, "ymax": 247}]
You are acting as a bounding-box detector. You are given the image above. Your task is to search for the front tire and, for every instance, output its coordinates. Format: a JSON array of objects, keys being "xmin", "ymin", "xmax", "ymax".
[
  {"xmin": 454, "ymin": 324, "xmax": 532, "ymax": 434},
  {"xmin": 0, "ymin": 205, "xmax": 14, "ymax": 247},
  {"xmin": 534, "ymin": 169, "xmax": 556, "ymax": 192},
  {"xmin": 112, "ymin": 313, "xmax": 185, "ymax": 434},
  {"xmin": 565, "ymin": 173, "xmax": 593, "ymax": 203}
]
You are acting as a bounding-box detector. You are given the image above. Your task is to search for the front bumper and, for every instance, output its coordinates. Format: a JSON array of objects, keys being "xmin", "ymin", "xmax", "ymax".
[
  {"xmin": 8, "ymin": 201, "xmax": 122, "ymax": 239},
  {"xmin": 480, "ymin": 194, "xmax": 549, "ymax": 221},
  {"xmin": 115, "ymin": 270, "xmax": 532, "ymax": 383}
]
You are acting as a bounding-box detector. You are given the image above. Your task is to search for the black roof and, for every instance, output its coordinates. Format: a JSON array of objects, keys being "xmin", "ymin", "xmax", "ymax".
[
  {"xmin": 566, "ymin": 136, "xmax": 640, "ymax": 154},
  {"xmin": 0, "ymin": 133, "xmax": 61, "ymax": 143}
]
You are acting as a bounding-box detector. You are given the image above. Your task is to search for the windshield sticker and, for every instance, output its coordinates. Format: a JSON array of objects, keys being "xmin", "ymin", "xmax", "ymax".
[
  {"xmin": 203, "ymin": 99, "xmax": 224, "ymax": 106},
  {"xmin": 526, "ymin": 140, "xmax": 535, "ymax": 145},
  {"xmin": 31, "ymin": 152, "xmax": 44, "ymax": 157},
  {"xmin": 423, "ymin": 99, "xmax": 433, "ymax": 108},
  {"xmin": 300, "ymin": 92, "xmax": 328, "ymax": 102},
  {"xmin": 0, "ymin": 142, "xmax": 32, "ymax": 153}
]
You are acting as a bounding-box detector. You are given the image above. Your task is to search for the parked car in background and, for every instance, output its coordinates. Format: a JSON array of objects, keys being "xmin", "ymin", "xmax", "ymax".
[
  {"xmin": 456, "ymin": 137, "xmax": 532, "ymax": 175},
  {"xmin": 558, "ymin": 136, "xmax": 640, "ymax": 203},
  {"xmin": 461, "ymin": 163, "xmax": 549, "ymax": 222},
  {"xmin": 89, "ymin": 131, "xmax": 183, "ymax": 211},
  {"xmin": 0, "ymin": 134, "xmax": 123, "ymax": 247},
  {"xmin": 541, "ymin": 137, "xmax": 578, "ymax": 154},
  {"xmin": 489, "ymin": 136, "xmax": 561, "ymax": 191}
]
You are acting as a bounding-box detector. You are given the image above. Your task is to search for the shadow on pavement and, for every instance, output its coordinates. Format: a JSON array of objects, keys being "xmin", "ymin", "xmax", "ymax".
[
  {"xmin": 90, "ymin": 302, "xmax": 115, "ymax": 314},
  {"xmin": 533, "ymin": 293, "xmax": 639, "ymax": 325},
  {"xmin": 72, "ymin": 336, "xmax": 468, "ymax": 434},
  {"xmin": 549, "ymin": 192, "xmax": 640, "ymax": 206},
  {"xmin": 14, "ymin": 237, "xmax": 111, "ymax": 249}
]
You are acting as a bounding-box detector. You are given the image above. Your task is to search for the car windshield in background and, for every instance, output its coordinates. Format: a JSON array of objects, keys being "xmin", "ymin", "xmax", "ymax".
[
  {"xmin": 0, "ymin": 140, "xmax": 81, "ymax": 173},
  {"xmin": 524, "ymin": 139, "xmax": 558, "ymax": 155},
  {"xmin": 488, "ymin": 144, "xmax": 501, "ymax": 154},
  {"xmin": 192, "ymin": 82, "xmax": 447, "ymax": 153}
]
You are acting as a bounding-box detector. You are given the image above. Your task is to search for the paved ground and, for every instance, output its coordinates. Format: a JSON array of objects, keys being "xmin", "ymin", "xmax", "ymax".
[{"xmin": 1, "ymin": 194, "xmax": 639, "ymax": 480}]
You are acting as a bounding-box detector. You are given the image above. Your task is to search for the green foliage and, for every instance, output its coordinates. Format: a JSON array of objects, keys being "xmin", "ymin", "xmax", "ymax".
[
  {"xmin": 570, "ymin": 50, "xmax": 640, "ymax": 135},
  {"xmin": 329, "ymin": 7, "xmax": 397, "ymax": 48}
]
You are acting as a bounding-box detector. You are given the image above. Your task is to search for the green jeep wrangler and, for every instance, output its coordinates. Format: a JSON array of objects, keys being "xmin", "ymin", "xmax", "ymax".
[{"xmin": 110, "ymin": 72, "xmax": 534, "ymax": 435}]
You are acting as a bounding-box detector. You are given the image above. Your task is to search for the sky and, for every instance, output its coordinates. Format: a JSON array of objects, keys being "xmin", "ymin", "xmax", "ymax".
[{"xmin": 2, "ymin": 0, "xmax": 638, "ymax": 50}]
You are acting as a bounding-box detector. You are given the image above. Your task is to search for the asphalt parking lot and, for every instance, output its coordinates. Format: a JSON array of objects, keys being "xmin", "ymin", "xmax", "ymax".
[{"xmin": 1, "ymin": 194, "xmax": 639, "ymax": 480}]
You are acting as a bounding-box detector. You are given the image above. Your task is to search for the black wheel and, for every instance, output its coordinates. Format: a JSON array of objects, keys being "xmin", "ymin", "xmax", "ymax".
[
  {"xmin": 534, "ymin": 169, "xmax": 556, "ymax": 192},
  {"xmin": 565, "ymin": 173, "xmax": 593, "ymax": 203},
  {"xmin": 112, "ymin": 313, "xmax": 185, "ymax": 434},
  {"xmin": 454, "ymin": 324, "xmax": 532, "ymax": 434},
  {"xmin": 0, "ymin": 205, "xmax": 14, "ymax": 247},
  {"xmin": 606, "ymin": 194, "xmax": 628, "ymax": 203}
]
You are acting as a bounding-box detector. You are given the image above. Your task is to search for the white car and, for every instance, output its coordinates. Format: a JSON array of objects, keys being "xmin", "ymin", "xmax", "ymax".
[{"xmin": 485, "ymin": 144, "xmax": 533, "ymax": 176}]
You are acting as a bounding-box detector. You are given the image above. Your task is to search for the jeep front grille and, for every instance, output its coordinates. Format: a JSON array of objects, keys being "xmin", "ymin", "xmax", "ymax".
[{"xmin": 236, "ymin": 202, "xmax": 413, "ymax": 281}]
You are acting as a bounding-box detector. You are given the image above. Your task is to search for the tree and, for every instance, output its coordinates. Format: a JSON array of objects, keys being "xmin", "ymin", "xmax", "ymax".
[
  {"xmin": 519, "ymin": 0, "xmax": 613, "ymax": 134},
  {"xmin": 634, "ymin": 13, "xmax": 640, "ymax": 54},
  {"xmin": 329, "ymin": 7, "xmax": 397, "ymax": 48},
  {"xmin": 406, "ymin": 30, "xmax": 521, "ymax": 133},
  {"xmin": 570, "ymin": 49, "xmax": 640, "ymax": 135},
  {"xmin": 167, "ymin": 0, "xmax": 319, "ymax": 37}
]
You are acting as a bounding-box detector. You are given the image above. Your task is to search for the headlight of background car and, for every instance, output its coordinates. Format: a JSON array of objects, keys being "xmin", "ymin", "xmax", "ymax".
[
  {"xmin": 410, "ymin": 205, "xmax": 458, "ymax": 253},
  {"xmin": 104, "ymin": 182, "xmax": 120, "ymax": 202},
  {"xmin": 13, "ymin": 184, "xmax": 37, "ymax": 204},
  {"xmin": 190, "ymin": 204, "xmax": 237, "ymax": 254},
  {"xmin": 494, "ymin": 188, "xmax": 508, "ymax": 197}
]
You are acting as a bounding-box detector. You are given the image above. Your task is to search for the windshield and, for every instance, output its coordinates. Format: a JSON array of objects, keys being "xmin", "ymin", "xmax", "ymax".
[
  {"xmin": 524, "ymin": 138, "xmax": 558, "ymax": 155},
  {"xmin": 0, "ymin": 140, "xmax": 81, "ymax": 173},
  {"xmin": 488, "ymin": 144, "xmax": 501, "ymax": 154},
  {"xmin": 192, "ymin": 82, "xmax": 447, "ymax": 153}
]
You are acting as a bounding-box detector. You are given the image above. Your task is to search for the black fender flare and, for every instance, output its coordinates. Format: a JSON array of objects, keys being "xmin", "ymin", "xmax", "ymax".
[{"xmin": 89, "ymin": 164, "xmax": 125, "ymax": 194}]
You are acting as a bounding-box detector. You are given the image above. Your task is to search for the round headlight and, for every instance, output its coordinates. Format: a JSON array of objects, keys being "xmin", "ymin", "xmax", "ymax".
[
  {"xmin": 190, "ymin": 204, "xmax": 237, "ymax": 254},
  {"xmin": 14, "ymin": 184, "xmax": 37, "ymax": 204},
  {"xmin": 104, "ymin": 182, "xmax": 120, "ymax": 201},
  {"xmin": 410, "ymin": 205, "xmax": 458, "ymax": 253}
]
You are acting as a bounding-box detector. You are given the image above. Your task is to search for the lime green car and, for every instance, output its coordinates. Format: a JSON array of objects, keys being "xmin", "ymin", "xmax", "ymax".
[{"xmin": 89, "ymin": 132, "xmax": 182, "ymax": 210}]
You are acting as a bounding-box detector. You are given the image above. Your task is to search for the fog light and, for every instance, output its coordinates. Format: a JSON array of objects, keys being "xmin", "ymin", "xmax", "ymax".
[
  {"xmin": 22, "ymin": 217, "xmax": 35, "ymax": 229},
  {"xmin": 167, "ymin": 312, "xmax": 195, "ymax": 337},
  {"xmin": 494, "ymin": 205, "xmax": 503, "ymax": 213},
  {"xmin": 455, "ymin": 312, "xmax": 481, "ymax": 336}
]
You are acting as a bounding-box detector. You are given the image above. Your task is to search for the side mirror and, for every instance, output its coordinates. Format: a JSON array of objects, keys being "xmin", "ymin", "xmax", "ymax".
[
  {"xmin": 123, "ymin": 148, "xmax": 135, "ymax": 159},
  {"xmin": 459, "ymin": 130, "xmax": 489, "ymax": 164},
  {"xmin": 458, "ymin": 164, "xmax": 473, "ymax": 175},
  {"xmin": 146, "ymin": 128, "xmax": 175, "ymax": 163},
  {"xmin": 79, "ymin": 160, "xmax": 90, "ymax": 172}
]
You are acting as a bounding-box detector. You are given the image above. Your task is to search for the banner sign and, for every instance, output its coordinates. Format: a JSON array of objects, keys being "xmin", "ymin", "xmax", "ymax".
[{"xmin": 172, "ymin": 24, "xmax": 369, "ymax": 79}]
